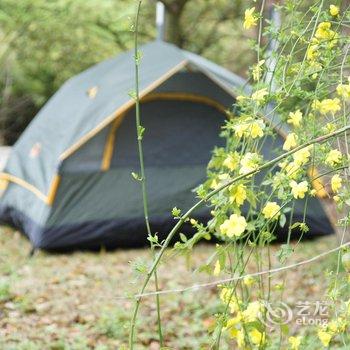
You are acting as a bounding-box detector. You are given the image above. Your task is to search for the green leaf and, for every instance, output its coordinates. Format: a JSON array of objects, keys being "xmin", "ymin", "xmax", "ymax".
[
  {"xmin": 179, "ymin": 233, "xmax": 187, "ymax": 242},
  {"xmin": 137, "ymin": 125, "xmax": 145, "ymax": 140},
  {"xmin": 134, "ymin": 49, "xmax": 143, "ymax": 65},
  {"xmin": 279, "ymin": 213, "xmax": 286, "ymax": 228},
  {"xmin": 171, "ymin": 207, "xmax": 181, "ymax": 217},
  {"xmin": 131, "ymin": 172, "xmax": 142, "ymax": 181},
  {"xmin": 276, "ymin": 244, "xmax": 293, "ymax": 264},
  {"xmin": 128, "ymin": 90, "xmax": 137, "ymax": 100}
]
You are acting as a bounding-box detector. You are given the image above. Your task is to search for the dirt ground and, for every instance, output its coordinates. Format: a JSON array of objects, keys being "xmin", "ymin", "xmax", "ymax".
[{"xmin": 0, "ymin": 226, "xmax": 346, "ymax": 350}]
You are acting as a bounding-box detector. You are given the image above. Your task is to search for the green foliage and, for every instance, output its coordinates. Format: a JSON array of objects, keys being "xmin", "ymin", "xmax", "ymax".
[
  {"xmin": 0, "ymin": 280, "xmax": 11, "ymax": 302},
  {"xmin": 0, "ymin": 0, "xmax": 257, "ymax": 144},
  {"xmin": 0, "ymin": 0, "xmax": 152, "ymax": 143}
]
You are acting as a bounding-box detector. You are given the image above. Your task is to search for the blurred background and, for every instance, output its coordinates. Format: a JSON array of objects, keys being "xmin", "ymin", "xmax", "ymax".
[{"xmin": 0, "ymin": 0, "xmax": 258, "ymax": 145}]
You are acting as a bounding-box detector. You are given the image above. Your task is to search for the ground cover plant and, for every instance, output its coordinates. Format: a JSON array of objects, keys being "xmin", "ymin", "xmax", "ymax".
[{"xmin": 0, "ymin": 229, "xmax": 342, "ymax": 349}]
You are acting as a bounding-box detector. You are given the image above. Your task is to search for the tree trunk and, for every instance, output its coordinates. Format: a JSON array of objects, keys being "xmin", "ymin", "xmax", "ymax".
[{"xmin": 160, "ymin": 0, "xmax": 189, "ymax": 47}]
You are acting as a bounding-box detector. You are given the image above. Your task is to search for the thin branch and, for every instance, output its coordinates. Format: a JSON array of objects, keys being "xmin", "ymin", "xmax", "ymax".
[{"xmin": 116, "ymin": 241, "xmax": 350, "ymax": 299}]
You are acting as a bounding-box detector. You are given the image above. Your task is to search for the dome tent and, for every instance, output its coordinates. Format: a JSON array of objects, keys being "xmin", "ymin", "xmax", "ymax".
[{"xmin": 0, "ymin": 41, "xmax": 334, "ymax": 250}]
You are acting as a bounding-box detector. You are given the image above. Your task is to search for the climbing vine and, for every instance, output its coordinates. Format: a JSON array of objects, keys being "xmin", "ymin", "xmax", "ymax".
[{"xmin": 129, "ymin": 1, "xmax": 350, "ymax": 349}]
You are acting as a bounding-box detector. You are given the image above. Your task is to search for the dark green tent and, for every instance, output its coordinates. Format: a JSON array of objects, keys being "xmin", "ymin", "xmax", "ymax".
[{"xmin": 0, "ymin": 41, "xmax": 334, "ymax": 250}]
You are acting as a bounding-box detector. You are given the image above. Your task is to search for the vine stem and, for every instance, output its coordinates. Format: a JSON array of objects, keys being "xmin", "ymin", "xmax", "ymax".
[
  {"xmin": 129, "ymin": 124, "xmax": 350, "ymax": 345},
  {"xmin": 129, "ymin": 1, "xmax": 163, "ymax": 348}
]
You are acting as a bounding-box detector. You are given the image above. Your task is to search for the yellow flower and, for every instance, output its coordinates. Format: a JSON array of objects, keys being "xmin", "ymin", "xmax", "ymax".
[
  {"xmin": 225, "ymin": 317, "xmax": 241, "ymax": 330},
  {"xmin": 244, "ymin": 7, "xmax": 258, "ymax": 29},
  {"xmin": 323, "ymin": 122, "xmax": 337, "ymax": 133},
  {"xmin": 313, "ymin": 98, "xmax": 341, "ymax": 115},
  {"xmin": 336, "ymin": 82, "xmax": 350, "ymax": 99},
  {"xmin": 283, "ymin": 133, "xmax": 298, "ymax": 151},
  {"xmin": 239, "ymin": 152, "xmax": 261, "ymax": 175},
  {"xmin": 226, "ymin": 327, "xmax": 245, "ymax": 347},
  {"xmin": 287, "ymin": 110, "xmax": 303, "ymax": 128},
  {"xmin": 233, "ymin": 118, "xmax": 265, "ymax": 139},
  {"xmin": 234, "ymin": 123, "xmax": 249, "ymax": 138},
  {"xmin": 210, "ymin": 179, "xmax": 218, "ymax": 189},
  {"xmin": 325, "ymin": 149, "xmax": 342, "ymax": 166},
  {"xmin": 284, "ymin": 162, "xmax": 300, "ymax": 179},
  {"xmin": 330, "ymin": 5, "xmax": 339, "ymax": 16},
  {"xmin": 252, "ymin": 88, "xmax": 268, "ymax": 105},
  {"xmin": 220, "ymin": 288, "xmax": 241, "ymax": 313},
  {"xmin": 236, "ymin": 329, "xmax": 245, "ymax": 348},
  {"xmin": 250, "ymin": 120, "xmax": 265, "ymax": 138},
  {"xmin": 307, "ymin": 44, "xmax": 318, "ymax": 61},
  {"xmin": 213, "ymin": 260, "xmax": 221, "ymax": 276},
  {"xmin": 262, "ymin": 202, "xmax": 281, "ymax": 220},
  {"xmin": 328, "ymin": 318, "xmax": 346, "ymax": 333},
  {"xmin": 331, "ymin": 174, "xmax": 342, "ymax": 193},
  {"xmin": 289, "ymin": 336, "xmax": 302, "ymax": 350},
  {"xmin": 249, "ymin": 328, "xmax": 266, "ymax": 346},
  {"xmin": 220, "ymin": 287, "xmax": 232, "ymax": 304},
  {"xmin": 252, "ymin": 59, "xmax": 265, "ymax": 81},
  {"xmin": 220, "ymin": 214, "xmax": 247, "ymax": 238},
  {"xmin": 223, "ymin": 152, "xmax": 240, "ymax": 171},
  {"xmin": 318, "ymin": 330, "xmax": 332, "ymax": 347},
  {"xmin": 315, "ymin": 22, "xmax": 336, "ymax": 41},
  {"xmin": 210, "ymin": 174, "xmax": 230, "ymax": 189},
  {"xmin": 236, "ymin": 95, "xmax": 248, "ymax": 103},
  {"xmin": 334, "ymin": 195, "xmax": 340, "ymax": 202},
  {"xmin": 243, "ymin": 275, "xmax": 256, "ymax": 286},
  {"xmin": 293, "ymin": 146, "xmax": 311, "ymax": 165},
  {"xmin": 190, "ymin": 218, "xmax": 198, "ymax": 226},
  {"xmin": 310, "ymin": 189, "xmax": 317, "ymax": 196},
  {"xmin": 229, "ymin": 184, "xmax": 247, "ymax": 206},
  {"xmin": 290, "ymin": 180, "xmax": 308, "ymax": 199},
  {"xmin": 243, "ymin": 301, "xmax": 264, "ymax": 322}
]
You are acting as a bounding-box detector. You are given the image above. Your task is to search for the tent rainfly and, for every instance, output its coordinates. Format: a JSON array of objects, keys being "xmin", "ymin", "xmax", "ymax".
[{"xmin": 0, "ymin": 41, "xmax": 334, "ymax": 250}]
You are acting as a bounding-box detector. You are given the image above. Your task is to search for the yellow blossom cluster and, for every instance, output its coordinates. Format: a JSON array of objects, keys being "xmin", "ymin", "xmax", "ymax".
[
  {"xmin": 312, "ymin": 98, "xmax": 341, "ymax": 115},
  {"xmin": 307, "ymin": 21, "xmax": 338, "ymax": 62},
  {"xmin": 262, "ymin": 201, "xmax": 281, "ymax": 220},
  {"xmin": 233, "ymin": 118, "xmax": 266, "ymax": 139},
  {"xmin": 318, "ymin": 317, "xmax": 348, "ymax": 347},
  {"xmin": 239, "ymin": 152, "xmax": 261, "ymax": 175},
  {"xmin": 288, "ymin": 336, "xmax": 302, "ymax": 350},
  {"xmin": 223, "ymin": 152, "xmax": 240, "ymax": 171},
  {"xmin": 331, "ymin": 174, "xmax": 342, "ymax": 193},
  {"xmin": 252, "ymin": 60, "xmax": 265, "ymax": 81},
  {"xmin": 325, "ymin": 149, "xmax": 342, "ymax": 167},
  {"xmin": 315, "ymin": 22, "xmax": 336, "ymax": 41},
  {"xmin": 229, "ymin": 184, "xmax": 247, "ymax": 206},
  {"xmin": 287, "ymin": 110, "xmax": 303, "ymax": 128},
  {"xmin": 293, "ymin": 146, "xmax": 311, "ymax": 165},
  {"xmin": 210, "ymin": 173, "xmax": 230, "ymax": 190},
  {"xmin": 336, "ymin": 77, "xmax": 350, "ymax": 100},
  {"xmin": 251, "ymin": 88, "xmax": 268, "ymax": 105},
  {"xmin": 290, "ymin": 180, "xmax": 308, "ymax": 199},
  {"xmin": 220, "ymin": 288, "xmax": 267, "ymax": 348},
  {"xmin": 220, "ymin": 214, "xmax": 247, "ymax": 238},
  {"xmin": 283, "ymin": 133, "xmax": 298, "ymax": 151},
  {"xmin": 243, "ymin": 275, "xmax": 256, "ymax": 287},
  {"xmin": 243, "ymin": 7, "xmax": 258, "ymax": 29},
  {"xmin": 329, "ymin": 4, "xmax": 339, "ymax": 16},
  {"xmin": 277, "ymin": 146, "xmax": 311, "ymax": 183}
]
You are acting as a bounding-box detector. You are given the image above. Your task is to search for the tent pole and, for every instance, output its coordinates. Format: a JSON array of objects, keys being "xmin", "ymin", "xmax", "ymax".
[
  {"xmin": 265, "ymin": 3, "xmax": 281, "ymax": 91},
  {"xmin": 156, "ymin": 1, "xmax": 165, "ymax": 41}
]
